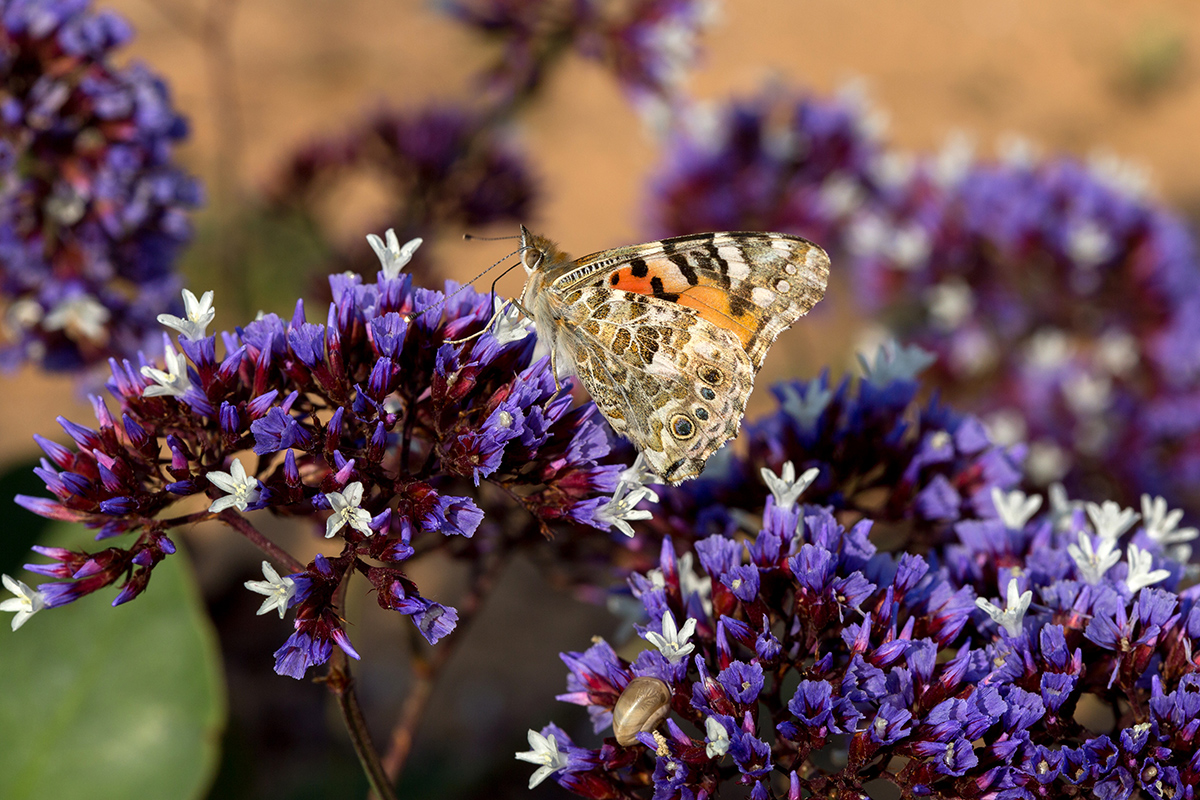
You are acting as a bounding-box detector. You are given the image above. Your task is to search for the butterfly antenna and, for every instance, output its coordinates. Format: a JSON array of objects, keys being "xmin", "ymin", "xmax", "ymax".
[
  {"xmin": 463, "ymin": 232, "xmax": 521, "ymax": 242},
  {"xmin": 406, "ymin": 247, "xmax": 524, "ymax": 324}
]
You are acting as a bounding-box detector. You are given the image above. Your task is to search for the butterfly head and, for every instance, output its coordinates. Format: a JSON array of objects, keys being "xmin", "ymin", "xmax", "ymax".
[{"xmin": 519, "ymin": 226, "xmax": 566, "ymax": 277}]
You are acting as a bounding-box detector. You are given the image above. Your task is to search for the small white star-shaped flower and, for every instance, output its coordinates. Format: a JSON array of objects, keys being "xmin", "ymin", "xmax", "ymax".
[
  {"xmin": 157, "ymin": 289, "xmax": 215, "ymax": 340},
  {"xmin": 324, "ymin": 481, "xmax": 374, "ymax": 538},
  {"xmin": 974, "ymin": 578, "xmax": 1033, "ymax": 637},
  {"xmin": 1068, "ymin": 530, "xmax": 1121, "ymax": 585},
  {"xmin": 1085, "ymin": 500, "xmax": 1140, "ymax": 542},
  {"xmin": 366, "ymin": 228, "xmax": 422, "ymax": 279},
  {"xmin": 1140, "ymin": 494, "xmax": 1198, "ymax": 547},
  {"xmin": 140, "ymin": 344, "xmax": 192, "ymax": 398},
  {"xmin": 1, "ymin": 574, "xmax": 46, "ymax": 631},
  {"xmin": 243, "ymin": 561, "xmax": 297, "ymax": 619},
  {"xmin": 595, "ymin": 484, "xmax": 658, "ymax": 538},
  {"xmin": 990, "ymin": 487, "xmax": 1043, "ymax": 530},
  {"xmin": 778, "ymin": 380, "xmax": 833, "ymax": 428},
  {"xmin": 490, "ymin": 298, "xmax": 534, "ymax": 345},
  {"xmin": 1047, "ymin": 483, "xmax": 1083, "ymax": 531},
  {"xmin": 43, "ymin": 293, "xmax": 110, "ymax": 342},
  {"xmin": 858, "ymin": 340, "xmax": 936, "ymax": 385},
  {"xmin": 760, "ymin": 461, "xmax": 819, "ymax": 511},
  {"xmin": 704, "ymin": 716, "xmax": 730, "ymax": 758},
  {"xmin": 514, "ymin": 729, "xmax": 570, "ymax": 789},
  {"xmin": 206, "ymin": 457, "xmax": 262, "ymax": 513},
  {"xmin": 1124, "ymin": 544, "xmax": 1170, "ymax": 594},
  {"xmin": 645, "ymin": 610, "xmax": 697, "ymax": 664}
]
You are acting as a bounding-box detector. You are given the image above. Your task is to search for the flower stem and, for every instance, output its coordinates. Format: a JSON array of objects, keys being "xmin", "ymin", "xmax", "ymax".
[
  {"xmin": 218, "ymin": 510, "xmax": 305, "ymax": 573},
  {"xmin": 379, "ymin": 548, "xmax": 510, "ymax": 785},
  {"xmin": 328, "ymin": 652, "xmax": 398, "ymax": 800}
]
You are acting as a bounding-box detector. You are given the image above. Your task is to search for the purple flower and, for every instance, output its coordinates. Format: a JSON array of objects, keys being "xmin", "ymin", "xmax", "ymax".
[
  {"xmin": 1, "ymin": 0, "xmax": 201, "ymax": 372},
  {"xmin": 12, "ymin": 233, "xmax": 627, "ymax": 678}
]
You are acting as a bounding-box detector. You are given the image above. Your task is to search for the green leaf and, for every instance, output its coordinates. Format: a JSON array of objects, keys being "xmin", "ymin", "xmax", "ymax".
[{"xmin": 0, "ymin": 523, "xmax": 227, "ymax": 800}]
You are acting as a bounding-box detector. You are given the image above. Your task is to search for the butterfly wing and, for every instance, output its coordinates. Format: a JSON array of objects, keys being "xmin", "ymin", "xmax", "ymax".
[
  {"xmin": 553, "ymin": 232, "xmax": 829, "ymax": 370},
  {"xmin": 551, "ymin": 284, "xmax": 754, "ymax": 484},
  {"xmin": 526, "ymin": 230, "xmax": 829, "ymax": 484}
]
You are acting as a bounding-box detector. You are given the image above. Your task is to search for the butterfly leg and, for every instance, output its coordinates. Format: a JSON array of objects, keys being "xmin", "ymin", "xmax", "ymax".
[{"xmin": 444, "ymin": 300, "xmax": 509, "ymax": 345}]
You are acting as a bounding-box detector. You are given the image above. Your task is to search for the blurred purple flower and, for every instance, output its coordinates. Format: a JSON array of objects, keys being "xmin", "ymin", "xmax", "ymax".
[{"xmin": 1, "ymin": 0, "xmax": 201, "ymax": 371}]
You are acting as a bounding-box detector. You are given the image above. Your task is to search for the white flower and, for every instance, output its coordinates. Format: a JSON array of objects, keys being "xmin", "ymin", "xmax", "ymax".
[
  {"xmin": 490, "ymin": 298, "xmax": 534, "ymax": 345},
  {"xmin": 614, "ymin": 452, "xmax": 660, "ymax": 497},
  {"xmin": 1124, "ymin": 544, "xmax": 1169, "ymax": 594},
  {"xmin": 1068, "ymin": 530, "xmax": 1121, "ymax": 585},
  {"xmin": 760, "ymin": 461, "xmax": 819, "ymax": 511},
  {"xmin": 1, "ymin": 574, "xmax": 46, "ymax": 631},
  {"xmin": 1085, "ymin": 500, "xmax": 1139, "ymax": 542},
  {"xmin": 515, "ymin": 729, "xmax": 570, "ymax": 789},
  {"xmin": 778, "ymin": 381, "xmax": 833, "ymax": 429},
  {"xmin": 324, "ymin": 481, "xmax": 374, "ymax": 538},
  {"xmin": 704, "ymin": 716, "xmax": 730, "ymax": 758},
  {"xmin": 243, "ymin": 561, "xmax": 296, "ymax": 619},
  {"xmin": 890, "ymin": 223, "xmax": 931, "ymax": 271},
  {"xmin": 858, "ymin": 341, "xmax": 936, "ymax": 385},
  {"xmin": 924, "ymin": 279, "xmax": 974, "ymax": 331},
  {"xmin": 595, "ymin": 484, "xmax": 658, "ymax": 538},
  {"xmin": 140, "ymin": 344, "xmax": 192, "ymax": 398},
  {"xmin": 645, "ymin": 610, "xmax": 697, "ymax": 664},
  {"xmin": 1140, "ymin": 494, "xmax": 1198, "ymax": 547},
  {"xmin": 677, "ymin": 552, "xmax": 713, "ymax": 617},
  {"xmin": 1067, "ymin": 219, "xmax": 1114, "ymax": 268},
  {"xmin": 43, "ymin": 293, "xmax": 110, "ymax": 342},
  {"xmin": 974, "ymin": 578, "xmax": 1032, "ymax": 637},
  {"xmin": 206, "ymin": 458, "xmax": 262, "ymax": 513},
  {"xmin": 1047, "ymin": 483, "xmax": 1083, "ymax": 531},
  {"xmin": 157, "ymin": 289, "xmax": 215, "ymax": 341},
  {"xmin": 366, "ymin": 228, "xmax": 422, "ymax": 279},
  {"xmin": 1026, "ymin": 440, "xmax": 1070, "ymax": 485},
  {"xmin": 990, "ymin": 487, "xmax": 1043, "ymax": 531}
]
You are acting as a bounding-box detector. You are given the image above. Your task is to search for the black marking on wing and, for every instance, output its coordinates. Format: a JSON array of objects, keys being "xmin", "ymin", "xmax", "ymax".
[
  {"xmin": 630, "ymin": 258, "xmax": 649, "ymax": 278},
  {"xmin": 649, "ymin": 276, "xmax": 681, "ymax": 303}
]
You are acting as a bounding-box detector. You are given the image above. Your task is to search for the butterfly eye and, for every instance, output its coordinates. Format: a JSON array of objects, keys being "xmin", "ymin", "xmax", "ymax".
[
  {"xmin": 699, "ymin": 387, "xmax": 716, "ymax": 401},
  {"xmin": 670, "ymin": 414, "xmax": 696, "ymax": 440},
  {"xmin": 701, "ymin": 367, "xmax": 723, "ymax": 386}
]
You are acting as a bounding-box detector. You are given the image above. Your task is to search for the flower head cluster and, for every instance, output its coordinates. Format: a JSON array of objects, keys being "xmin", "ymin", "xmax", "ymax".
[
  {"xmin": 1, "ymin": 0, "xmax": 202, "ymax": 371},
  {"xmin": 647, "ymin": 82, "xmax": 1200, "ymax": 521},
  {"xmin": 648, "ymin": 82, "xmax": 890, "ymax": 243},
  {"xmin": 444, "ymin": 0, "xmax": 718, "ymax": 118},
  {"xmin": 272, "ymin": 105, "xmax": 535, "ymax": 281},
  {"xmin": 7, "ymin": 232, "xmax": 629, "ymax": 678},
  {"xmin": 851, "ymin": 147, "xmax": 1200, "ymax": 514},
  {"xmin": 651, "ymin": 342, "xmax": 1025, "ymax": 550},
  {"xmin": 523, "ymin": 471, "xmax": 1200, "ymax": 797}
]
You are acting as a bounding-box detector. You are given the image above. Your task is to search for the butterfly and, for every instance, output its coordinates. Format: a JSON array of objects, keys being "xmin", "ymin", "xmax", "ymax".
[{"xmin": 513, "ymin": 227, "xmax": 829, "ymax": 485}]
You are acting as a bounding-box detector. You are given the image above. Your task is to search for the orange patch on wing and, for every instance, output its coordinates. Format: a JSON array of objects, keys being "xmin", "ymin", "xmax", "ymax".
[{"xmin": 678, "ymin": 286, "xmax": 758, "ymax": 348}]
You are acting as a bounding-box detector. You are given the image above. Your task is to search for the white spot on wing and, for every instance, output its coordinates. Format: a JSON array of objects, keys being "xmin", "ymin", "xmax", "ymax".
[
  {"xmin": 721, "ymin": 247, "xmax": 750, "ymax": 279},
  {"xmin": 751, "ymin": 287, "xmax": 775, "ymax": 306}
]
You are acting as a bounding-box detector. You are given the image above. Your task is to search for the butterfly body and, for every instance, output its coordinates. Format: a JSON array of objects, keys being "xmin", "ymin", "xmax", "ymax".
[{"xmin": 518, "ymin": 228, "xmax": 829, "ymax": 485}]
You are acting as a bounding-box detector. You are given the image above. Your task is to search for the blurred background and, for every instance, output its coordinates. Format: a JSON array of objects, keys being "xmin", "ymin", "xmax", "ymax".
[{"xmin": 4, "ymin": 0, "xmax": 1200, "ymax": 797}]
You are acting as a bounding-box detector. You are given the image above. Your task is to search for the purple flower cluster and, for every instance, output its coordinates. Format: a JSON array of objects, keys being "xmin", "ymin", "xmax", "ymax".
[
  {"xmin": 272, "ymin": 105, "xmax": 536, "ymax": 281},
  {"xmin": 647, "ymin": 82, "xmax": 1200, "ymax": 518},
  {"xmin": 650, "ymin": 342, "xmax": 1025, "ymax": 550},
  {"xmin": 523, "ymin": 465, "xmax": 1200, "ymax": 797},
  {"xmin": 10, "ymin": 233, "xmax": 627, "ymax": 678},
  {"xmin": 1, "ymin": 0, "xmax": 202, "ymax": 371},
  {"xmin": 851, "ymin": 151, "xmax": 1200, "ymax": 514},
  {"xmin": 444, "ymin": 0, "xmax": 717, "ymax": 115}
]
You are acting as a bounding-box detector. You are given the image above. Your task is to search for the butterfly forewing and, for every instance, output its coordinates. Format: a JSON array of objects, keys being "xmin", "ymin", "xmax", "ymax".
[{"xmin": 556, "ymin": 232, "xmax": 829, "ymax": 370}]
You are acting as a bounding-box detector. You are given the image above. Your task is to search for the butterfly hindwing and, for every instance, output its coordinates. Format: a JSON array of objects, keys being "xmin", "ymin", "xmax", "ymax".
[{"xmin": 551, "ymin": 285, "xmax": 754, "ymax": 483}]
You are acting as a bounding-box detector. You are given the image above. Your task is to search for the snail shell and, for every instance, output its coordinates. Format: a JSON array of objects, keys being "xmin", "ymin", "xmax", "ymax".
[{"xmin": 612, "ymin": 676, "xmax": 671, "ymax": 746}]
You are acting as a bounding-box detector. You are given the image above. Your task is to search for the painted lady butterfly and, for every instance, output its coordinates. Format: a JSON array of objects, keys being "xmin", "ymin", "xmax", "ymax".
[{"xmin": 515, "ymin": 227, "xmax": 829, "ymax": 485}]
